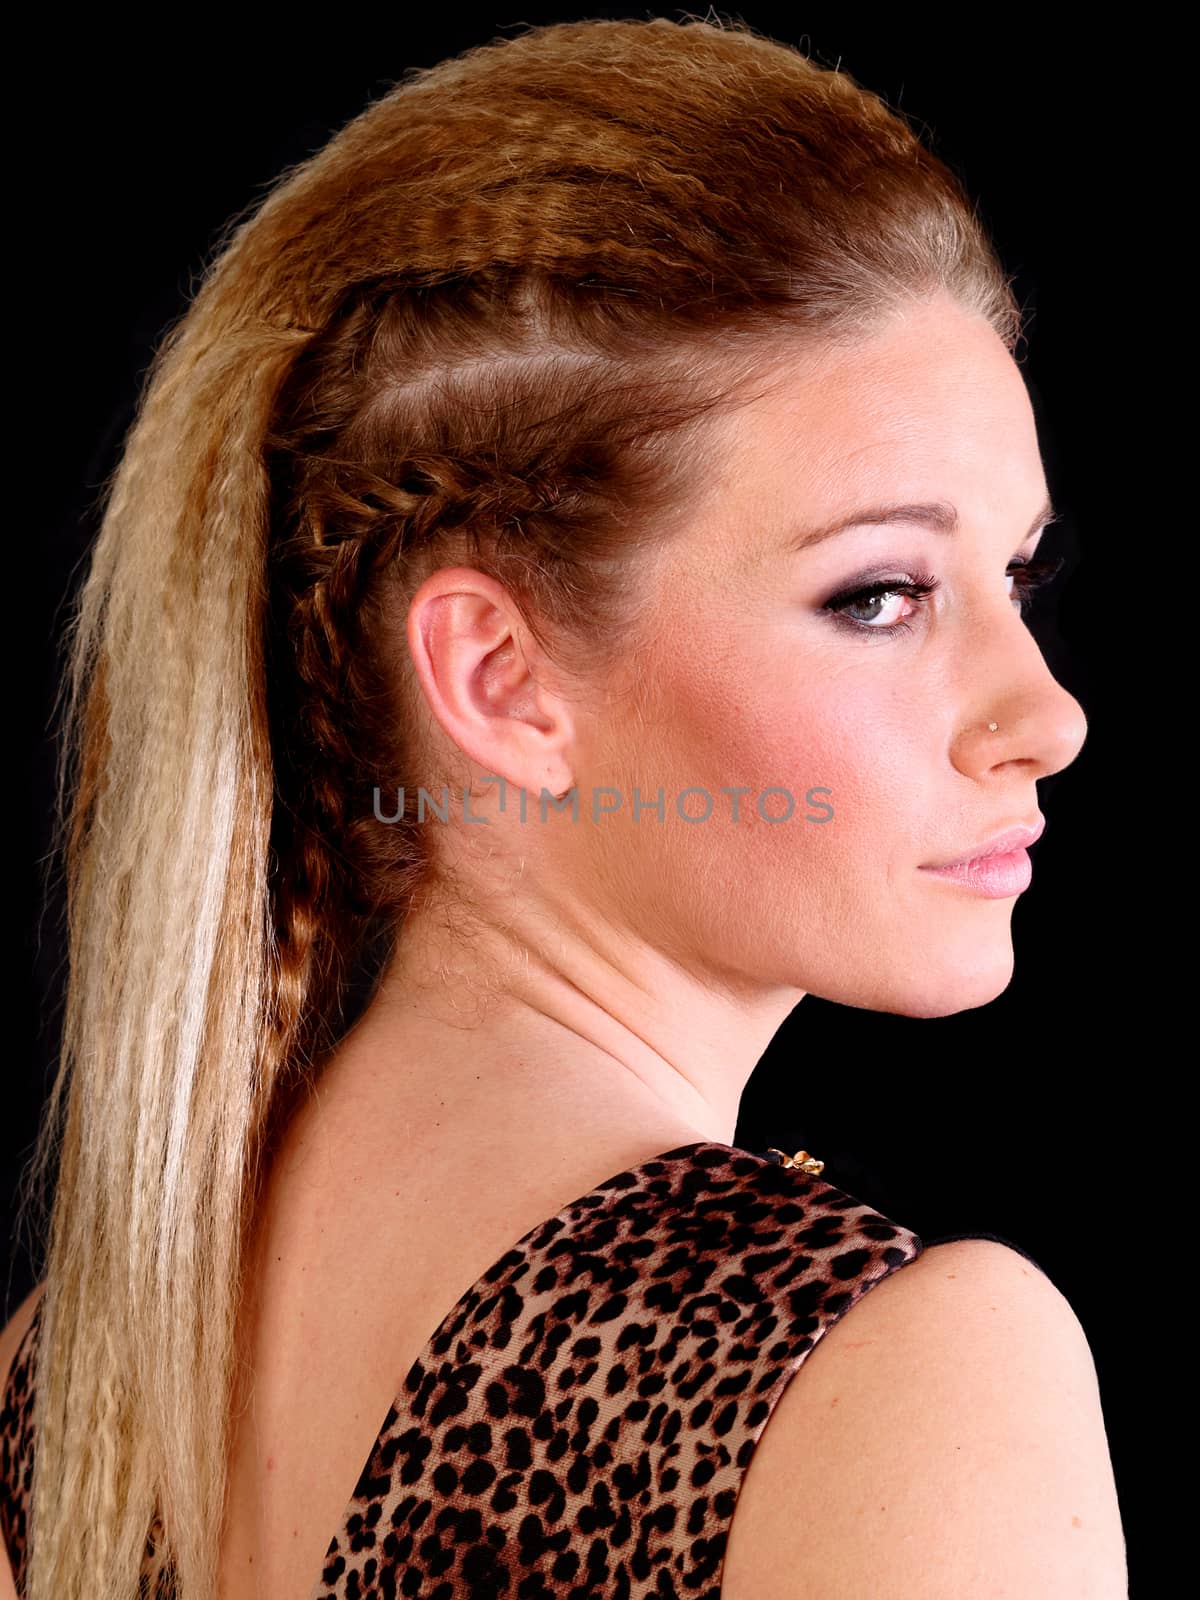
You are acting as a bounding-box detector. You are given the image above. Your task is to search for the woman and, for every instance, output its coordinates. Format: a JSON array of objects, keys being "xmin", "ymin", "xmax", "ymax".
[{"xmin": 0, "ymin": 15, "xmax": 1126, "ymax": 1600}]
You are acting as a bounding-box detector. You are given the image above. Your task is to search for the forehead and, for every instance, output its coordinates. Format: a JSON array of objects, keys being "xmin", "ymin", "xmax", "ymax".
[{"xmin": 703, "ymin": 298, "xmax": 1045, "ymax": 537}]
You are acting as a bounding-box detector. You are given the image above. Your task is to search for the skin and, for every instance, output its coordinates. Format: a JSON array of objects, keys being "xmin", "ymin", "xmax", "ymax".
[
  {"xmin": 325, "ymin": 289, "xmax": 1085, "ymax": 1168},
  {"xmin": 210, "ymin": 289, "xmax": 1091, "ymax": 1599},
  {"xmin": 276, "ymin": 288, "xmax": 1088, "ymax": 1267}
]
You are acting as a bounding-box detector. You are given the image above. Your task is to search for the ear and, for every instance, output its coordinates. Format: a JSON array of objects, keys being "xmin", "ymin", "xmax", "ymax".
[{"xmin": 405, "ymin": 566, "xmax": 576, "ymax": 799}]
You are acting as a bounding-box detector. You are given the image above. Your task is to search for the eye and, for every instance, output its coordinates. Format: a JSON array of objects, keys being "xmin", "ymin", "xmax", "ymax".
[
  {"xmin": 822, "ymin": 572, "xmax": 940, "ymax": 637},
  {"xmin": 1007, "ymin": 555, "xmax": 1066, "ymax": 611},
  {"xmin": 821, "ymin": 553, "xmax": 1067, "ymax": 639}
]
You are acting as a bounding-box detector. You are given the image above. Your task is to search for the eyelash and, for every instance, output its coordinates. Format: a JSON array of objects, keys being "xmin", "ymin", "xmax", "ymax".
[{"xmin": 822, "ymin": 555, "xmax": 1066, "ymax": 637}]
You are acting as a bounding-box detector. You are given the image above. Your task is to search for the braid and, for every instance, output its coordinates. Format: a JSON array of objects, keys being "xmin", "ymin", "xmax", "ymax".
[
  {"xmin": 264, "ymin": 436, "xmax": 564, "ymax": 1075},
  {"xmin": 266, "ymin": 470, "xmax": 409, "ymax": 1074},
  {"xmin": 260, "ymin": 320, "xmax": 635, "ymax": 1078},
  {"xmin": 256, "ymin": 273, "xmax": 794, "ymax": 1084}
]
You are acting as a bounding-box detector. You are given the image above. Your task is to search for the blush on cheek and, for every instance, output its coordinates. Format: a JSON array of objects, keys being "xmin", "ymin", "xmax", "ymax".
[
  {"xmin": 618, "ymin": 619, "xmax": 913, "ymax": 884},
  {"xmin": 674, "ymin": 693, "xmax": 843, "ymax": 833}
]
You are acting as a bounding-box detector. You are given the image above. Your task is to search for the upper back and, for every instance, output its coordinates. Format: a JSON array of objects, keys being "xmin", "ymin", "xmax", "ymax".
[
  {"xmin": 3, "ymin": 1143, "xmax": 926, "ymax": 1597},
  {"xmin": 290, "ymin": 1140, "xmax": 931, "ymax": 1599},
  {"xmin": 0, "ymin": 1150, "xmax": 1126, "ymax": 1599}
]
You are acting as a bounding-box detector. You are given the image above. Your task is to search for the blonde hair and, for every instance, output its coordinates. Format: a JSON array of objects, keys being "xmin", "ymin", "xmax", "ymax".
[{"xmin": 16, "ymin": 15, "xmax": 1020, "ymax": 1598}]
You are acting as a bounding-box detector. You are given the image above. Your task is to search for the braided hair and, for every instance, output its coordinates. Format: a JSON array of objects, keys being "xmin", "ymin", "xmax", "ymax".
[{"xmin": 259, "ymin": 277, "xmax": 766, "ymax": 1083}]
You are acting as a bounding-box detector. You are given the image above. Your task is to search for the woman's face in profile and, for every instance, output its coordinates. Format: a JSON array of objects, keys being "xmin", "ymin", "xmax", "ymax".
[{"xmin": 559, "ymin": 291, "xmax": 1088, "ymax": 1018}]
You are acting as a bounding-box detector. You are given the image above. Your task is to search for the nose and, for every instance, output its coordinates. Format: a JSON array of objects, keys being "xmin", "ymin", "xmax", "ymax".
[{"xmin": 951, "ymin": 618, "xmax": 1089, "ymax": 782}]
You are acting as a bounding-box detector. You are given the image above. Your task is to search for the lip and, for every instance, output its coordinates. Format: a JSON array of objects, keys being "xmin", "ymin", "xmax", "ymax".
[
  {"xmin": 918, "ymin": 815, "xmax": 1045, "ymax": 899},
  {"xmin": 920, "ymin": 815, "xmax": 1045, "ymax": 872}
]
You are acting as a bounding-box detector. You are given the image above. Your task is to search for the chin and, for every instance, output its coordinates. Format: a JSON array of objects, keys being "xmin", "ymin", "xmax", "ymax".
[
  {"xmin": 891, "ymin": 946, "xmax": 1017, "ymax": 1018},
  {"xmin": 812, "ymin": 938, "xmax": 1017, "ymax": 1019}
]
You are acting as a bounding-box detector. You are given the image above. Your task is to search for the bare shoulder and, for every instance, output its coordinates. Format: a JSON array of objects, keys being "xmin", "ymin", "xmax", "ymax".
[
  {"xmin": 0, "ymin": 1281, "xmax": 44, "ymax": 1398},
  {"xmin": 720, "ymin": 1239, "xmax": 1128, "ymax": 1600}
]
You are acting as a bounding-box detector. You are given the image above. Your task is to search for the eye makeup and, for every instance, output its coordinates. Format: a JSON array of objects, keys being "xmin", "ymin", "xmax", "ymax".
[{"xmin": 820, "ymin": 554, "xmax": 1066, "ymax": 638}]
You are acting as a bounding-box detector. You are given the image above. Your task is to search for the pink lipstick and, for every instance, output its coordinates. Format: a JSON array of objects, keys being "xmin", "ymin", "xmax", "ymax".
[{"xmin": 919, "ymin": 818, "xmax": 1044, "ymax": 899}]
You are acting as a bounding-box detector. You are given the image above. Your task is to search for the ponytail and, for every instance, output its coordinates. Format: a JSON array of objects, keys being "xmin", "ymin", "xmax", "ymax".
[{"xmin": 15, "ymin": 17, "xmax": 1018, "ymax": 1597}]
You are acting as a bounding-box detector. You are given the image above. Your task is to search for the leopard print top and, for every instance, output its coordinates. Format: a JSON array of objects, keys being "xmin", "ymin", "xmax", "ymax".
[{"xmin": 1, "ymin": 1140, "xmax": 932, "ymax": 1598}]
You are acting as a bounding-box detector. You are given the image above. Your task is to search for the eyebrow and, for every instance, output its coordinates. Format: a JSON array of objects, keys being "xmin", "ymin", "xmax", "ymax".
[{"xmin": 786, "ymin": 496, "xmax": 1059, "ymax": 552}]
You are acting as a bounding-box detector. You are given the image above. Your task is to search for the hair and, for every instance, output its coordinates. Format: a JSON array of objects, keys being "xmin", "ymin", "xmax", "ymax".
[{"xmin": 15, "ymin": 14, "xmax": 1021, "ymax": 1598}]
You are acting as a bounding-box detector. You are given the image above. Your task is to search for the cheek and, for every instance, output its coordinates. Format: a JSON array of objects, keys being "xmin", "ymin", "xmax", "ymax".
[
  {"xmin": 640, "ymin": 632, "xmax": 918, "ymax": 865},
  {"xmin": 567, "ymin": 620, "xmax": 1017, "ymax": 1013},
  {"xmin": 569, "ymin": 632, "xmax": 901, "ymax": 973}
]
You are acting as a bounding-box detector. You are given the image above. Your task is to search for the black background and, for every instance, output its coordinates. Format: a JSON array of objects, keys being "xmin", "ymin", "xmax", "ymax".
[{"xmin": 13, "ymin": 7, "xmax": 1163, "ymax": 1593}]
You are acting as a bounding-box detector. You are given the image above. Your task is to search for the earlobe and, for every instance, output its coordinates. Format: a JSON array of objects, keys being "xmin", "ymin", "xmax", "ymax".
[{"xmin": 405, "ymin": 567, "xmax": 576, "ymax": 797}]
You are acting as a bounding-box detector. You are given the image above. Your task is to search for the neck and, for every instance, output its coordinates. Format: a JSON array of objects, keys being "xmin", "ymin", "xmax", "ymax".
[{"xmin": 317, "ymin": 892, "xmax": 806, "ymax": 1188}]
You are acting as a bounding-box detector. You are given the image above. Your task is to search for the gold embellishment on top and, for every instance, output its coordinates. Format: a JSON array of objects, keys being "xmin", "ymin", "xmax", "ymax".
[{"xmin": 766, "ymin": 1148, "xmax": 825, "ymax": 1175}]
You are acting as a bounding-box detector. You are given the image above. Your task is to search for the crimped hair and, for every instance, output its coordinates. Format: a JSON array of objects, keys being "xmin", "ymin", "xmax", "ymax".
[{"xmin": 11, "ymin": 14, "xmax": 1020, "ymax": 1598}]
